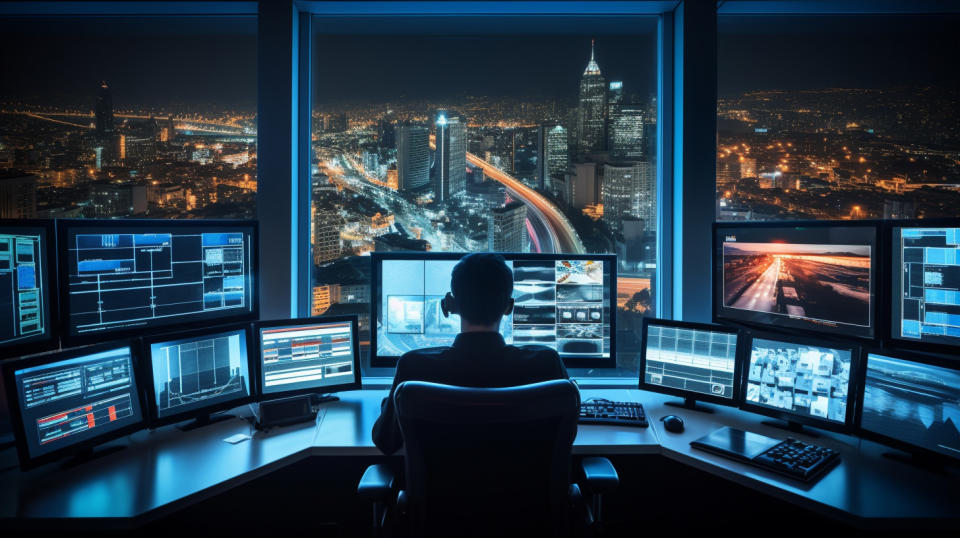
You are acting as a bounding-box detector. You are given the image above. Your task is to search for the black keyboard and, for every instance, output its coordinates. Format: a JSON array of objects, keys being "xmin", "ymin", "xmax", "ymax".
[
  {"xmin": 579, "ymin": 399, "xmax": 648, "ymax": 427},
  {"xmin": 752, "ymin": 438, "xmax": 840, "ymax": 482}
]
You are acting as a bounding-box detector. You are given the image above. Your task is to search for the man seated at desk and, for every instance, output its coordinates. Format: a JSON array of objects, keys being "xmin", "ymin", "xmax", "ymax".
[{"xmin": 372, "ymin": 253, "xmax": 569, "ymax": 454}]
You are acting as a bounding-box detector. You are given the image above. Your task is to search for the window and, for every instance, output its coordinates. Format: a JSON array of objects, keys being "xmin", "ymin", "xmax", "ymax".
[
  {"xmin": 716, "ymin": 14, "xmax": 960, "ymax": 221},
  {"xmin": 0, "ymin": 16, "xmax": 257, "ymax": 220},
  {"xmin": 308, "ymin": 16, "xmax": 659, "ymax": 376}
]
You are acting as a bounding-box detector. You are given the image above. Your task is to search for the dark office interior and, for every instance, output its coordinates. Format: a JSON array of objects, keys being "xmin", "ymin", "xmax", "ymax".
[{"xmin": 0, "ymin": 0, "xmax": 958, "ymax": 536}]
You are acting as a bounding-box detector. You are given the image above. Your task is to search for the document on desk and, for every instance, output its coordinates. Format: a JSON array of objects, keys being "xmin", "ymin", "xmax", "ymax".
[{"xmin": 224, "ymin": 433, "xmax": 252, "ymax": 445}]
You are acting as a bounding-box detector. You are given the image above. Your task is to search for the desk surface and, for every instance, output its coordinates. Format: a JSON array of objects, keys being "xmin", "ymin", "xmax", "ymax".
[{"xmin": 1, "ymin": 388, "xmax": 957, "ymax": 528}]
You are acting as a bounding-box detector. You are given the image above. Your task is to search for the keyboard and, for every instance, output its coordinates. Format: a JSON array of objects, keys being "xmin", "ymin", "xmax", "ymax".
[
  {"xmin": 579, "ymin": 399, "xmax": 648, "ymax": 427},
  {"xmin": 752, "ymin": 438, "xmax": 840, "ymax": 482}
]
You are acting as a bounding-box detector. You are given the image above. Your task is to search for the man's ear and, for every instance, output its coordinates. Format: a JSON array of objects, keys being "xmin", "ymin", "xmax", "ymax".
[
  {"xmin": 503, "ymin": 297, "xmax": 515, "ymax": 316},
  {"xmin": 441, "ymin": 292, "xmax": 458, "ymax": 317}
]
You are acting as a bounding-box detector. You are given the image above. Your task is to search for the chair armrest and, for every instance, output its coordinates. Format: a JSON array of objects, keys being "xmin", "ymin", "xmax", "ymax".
[
  {"xmin": 580, "ymin": 456, "xmax": 619, "ymax": 491},
  {"xmin": 358, "ymin": 464, "xmax": 396, "ymax": 502}
]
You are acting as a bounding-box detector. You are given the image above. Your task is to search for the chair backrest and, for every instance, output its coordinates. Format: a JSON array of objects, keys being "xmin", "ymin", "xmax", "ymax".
[{"xmin": 395, "ymin": 379, "xmax": 580, "ymax": 537}]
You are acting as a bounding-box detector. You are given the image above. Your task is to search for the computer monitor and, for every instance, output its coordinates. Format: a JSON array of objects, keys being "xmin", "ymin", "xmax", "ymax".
[
  {"xmin": 0, "ymin": 219, "xmax": 58, "ymax": 359},
  {"xmin": 639, "ymin": 318, "xmax": 743, "ymax": 413},
  {"xmin": 856, "ymin": 348, "xmax": 960, "ymax": 466},
  {"xmin": 371, "ymin": 252, "xmax": 616, "ymax": 368},
  {"xmin": 713, "ymin": 221, "xmax": 879, "ymax": 340},
  {"xmin": 741, "ymin": 332, "xmax": 858, "ymax": 435},
  {"xmin": 2, "ymin": 342, "xmax": 145, "ymax": 469},
  {"xmin": 142, "ymin": 324, "xmax": 254, "ymax": 430},
  {"xmin": 254, "ymin": 316, "xmax": 361, "ymax": 400},
  {"xmin": 57, "ymin": 219, "xmax": 258, "ymax": 347},
  {"xmin": 889, "ymin": 219, "xmax": 960, "ymax": 354}
]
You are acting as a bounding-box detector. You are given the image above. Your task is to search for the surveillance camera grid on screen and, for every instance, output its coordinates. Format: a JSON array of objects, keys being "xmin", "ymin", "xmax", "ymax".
[{"xmin": 377, "ymin": 258, "xmax": 610, "ymax": 358}]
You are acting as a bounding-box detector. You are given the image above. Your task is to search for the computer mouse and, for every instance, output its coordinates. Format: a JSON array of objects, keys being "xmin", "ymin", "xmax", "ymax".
[{"xmin": 661, "ymin": 415, "xmax": 684, "ymax": 433}]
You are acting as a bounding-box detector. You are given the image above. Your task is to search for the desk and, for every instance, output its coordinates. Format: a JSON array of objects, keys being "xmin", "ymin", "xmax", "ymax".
[{"xmin": 0, "ymin": 389, "xmax": 957, "ymax": 529}]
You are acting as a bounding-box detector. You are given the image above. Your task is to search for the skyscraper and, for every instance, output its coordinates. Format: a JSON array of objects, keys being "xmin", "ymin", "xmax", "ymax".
[
  {"xmin": 602, "ymin": 162, "xmax": 654, "ymax": 234},
  {"xmin": 95, "ymin": 81, "xmax": 114, "ymax": 138},
  {"xmin": 397, "ymin": 124, "xmax": 430, "ymax": 192},
  {"xmin": 433, "ymin": 111, "xmax": 467, "ymax": 202},
  {"xmin": 607, "ymin": 81, "xmax": 623, "ymax": 119},
  {"xmin": 608, "ymin": 105, "xmax": 645, "ymax": 160},
  {"xmin": 313, "ymin": 209, "xmax": 343, "ymax": 264},
  {"xmin": 543, "ymin": 124, "xmax": 569, "ymax": 196},
  {"xmin": 576, "ymin": 41, "xmax": 607, "ymax": 155},
  {"xmin": 489, "ymin": 201, "xmax": 527, "ymax": 253}
]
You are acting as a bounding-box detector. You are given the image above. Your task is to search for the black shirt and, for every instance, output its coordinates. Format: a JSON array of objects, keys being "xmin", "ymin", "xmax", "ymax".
[{"xmin": 371, "ymin": 331, "xmax": 569, "ymax": 455}]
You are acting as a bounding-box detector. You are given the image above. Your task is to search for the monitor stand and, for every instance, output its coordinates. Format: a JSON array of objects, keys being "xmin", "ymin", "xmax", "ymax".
[
  {"xmin": 177, "ymin": 413, "xmax": 235, "ymax": 432},
  {"xmin": 761, "ymin": 419, "xmax": 820, "ymax": 438},
  {"xmin": 61, "ymin": 444, "xmax": 126, "ymax": 470},
  {"xmin": 664, "ymin": 398, "xmax": 714, "ymax": 414},
  {"xmin": 881, "ymin": 450, "xmax": 949, "ymax": 474},
  {"xmin": 310, "ymin": 393, "xmax": 339, "ymax": 406}
]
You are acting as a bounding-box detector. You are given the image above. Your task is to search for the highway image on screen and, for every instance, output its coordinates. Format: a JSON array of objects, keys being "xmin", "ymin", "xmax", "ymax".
[
  {"xmin": 66, "ymin": 231, "xmax": 251, "ymax": 335},
  {"xmin": 861, "ymin": 353, "xmax": 960, "ymax": 460},
  {"xmin": 260, "ymin": 321, "xmax": 355, "ymax": 395},
  {"xmin": 150, "ymin": 330, "xmax": 249, "ymax": 418},
  {"xmin": 0, "ymin": 232, "xmax": 45, "ymax": 346},
  {"xmin": 896, "ymin": 227, "xmax": 960, "ymax": 345},
  {"xmin": 14, "ymin": 346, "xmax": 142, "ymax": 458},
  {"xmin": 746, "ymin": 338, "xmax": 851, "ymax": 423},
  {"xmin": 377, "ymin": 258, "xmax": 610, "ymax": 358},
  {"xmin": 722, "ymin": 241, "xmax": 871, "ymax": 329},
  {"xmin": 644, "ymin": 324, "xmax": 737, "ymax": 399}
]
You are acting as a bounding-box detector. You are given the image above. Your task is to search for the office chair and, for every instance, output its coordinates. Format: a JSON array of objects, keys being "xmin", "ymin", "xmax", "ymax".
[{"xmin": 357, "ymin": 379, "xmax": 619, "ymax": 537}]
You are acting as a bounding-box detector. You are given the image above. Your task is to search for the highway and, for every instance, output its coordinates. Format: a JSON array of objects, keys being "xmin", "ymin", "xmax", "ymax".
[
  {"xmin": 429, "ymin": 135, "xmax": 584, "ymax": 254},
  {"xmin": 732, "ymin": 258, "xmax": 780, "ymax": 312}
]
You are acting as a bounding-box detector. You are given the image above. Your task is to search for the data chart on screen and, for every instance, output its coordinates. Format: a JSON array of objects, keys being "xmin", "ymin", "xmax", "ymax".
[
  {"xmin": 745, "ymin": 337, "xmax": 852, "ymax": 424},
  {"xmin": 643, "ymin": 324, "xmax": 737, "ymax": 400},
  {"xmin": 893, "ymin": 227, "xmax": 960, "ymax": 348},
  {"xmin": 0, "ymin": 229, "xmax": 49, "ymax": 349},
  {"xmin": 62, "ymin": 224, "xmax": 255, "ymax": 338},
  {"xmin": 149, "ymin": 328, "xmax": 250, "ymax": 419},
  {"xmin": 259, "ymin": 320, "xmax": 356, "ymax": 395},
  {"xmin": 13, "ymin": 346, "xmax": 143, "ymax": 459}
]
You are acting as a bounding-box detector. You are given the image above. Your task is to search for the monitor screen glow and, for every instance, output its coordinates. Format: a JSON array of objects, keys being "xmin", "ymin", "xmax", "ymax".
[
  {"xmin": 891, "ymin": 226, "xmax": 960, "ymax": 348},
  {"xmin": 643, "ymin": 323, "xmax": 738, "ymax": 400},
  {"xmin": 259, "ymin": 320, "xmax": 357, "ymax": 395},
  {"xmin": 0, "ymin": 223, "xmax": 53, "ymax": 353}
]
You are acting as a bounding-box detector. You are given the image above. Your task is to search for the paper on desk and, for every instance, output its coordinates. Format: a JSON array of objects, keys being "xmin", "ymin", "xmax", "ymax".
[{"xmin": 224, "ymin": 433, "xmax": 251, "ymax": 444}]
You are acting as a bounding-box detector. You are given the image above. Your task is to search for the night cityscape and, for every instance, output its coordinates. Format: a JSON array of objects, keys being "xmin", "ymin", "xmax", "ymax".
[{"xmin": 1, "ymin": 15, "xmax": 957, "ymax": 369}]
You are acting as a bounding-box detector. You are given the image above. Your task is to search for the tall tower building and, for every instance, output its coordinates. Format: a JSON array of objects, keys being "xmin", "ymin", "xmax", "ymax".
[
  {"xmin": 95, "ymin": 81, "xmax": 114, "ymax": 138},
  {"xmin": 433, "ymin": 111, "xmax": 467, "ymax": 202},
  {"xmin": 602, "ymin": 162, "xmax": 654, "ymax": 235},
  {"xmin": 607, "ymin": 81, "xmax": 623, "ymax": 119},
  {"xmin": 312, "ymin": 209, "xmax": 343, "ymax": 265},
  {"xmin": 397, "ymin": 124, "xmax": 430, "ymax": 192},
  {"xmin": 489, "ymin": 201, "xmax": 527, "ymax": 253},
  {"xmin": 576, "ymin": 40, "xmax": 607, "ymax": 155},
  {"xmin": 542, "ymin": 124, "xmax": 569, "ymax": 196},
  {"xmin": 608, "ymin": 105, "xmax": 645, "ymax": 160}
]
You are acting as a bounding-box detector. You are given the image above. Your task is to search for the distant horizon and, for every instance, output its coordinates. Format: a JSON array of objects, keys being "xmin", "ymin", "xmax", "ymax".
[{"xmin": 724, "ymin": 242, "xmax": 871, "ymax": 257}]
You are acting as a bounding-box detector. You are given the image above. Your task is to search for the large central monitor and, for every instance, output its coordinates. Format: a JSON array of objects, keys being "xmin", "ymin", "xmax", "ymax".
[
  {"xmin": 713, "ymin": 221, "xmax": 878, "ymax": 340},
  {"xmin": 742, "ymin": 332, "xmax": 858, "ymax": 434},
  {"xmin": 639, "ymin": 318, "xmax": 742, "ymax": 412},
  {"xmin": 2, "ymin": 342, "xmax": 145, "ymax": 469},
  {"xmin": 142, "ymin": 324, "xmax": 253, "ymax": 429},
  {"xmin": 889, "ymin": 219, "xmax": 960, "ymax": 353},
  {"xmin": 254, "ymin": 316, "xmax": 361, "ymax": 398},
  {"xmin": 0, "ymin": 219, "xmax": 58, "ymax": 358},
  {"xmin": 371, "ymin": 252, "xmax": 616, "ymax": 368},
  {"xmin": 58, "ymin": 219, "xmax": 258, "ymax": 346}
]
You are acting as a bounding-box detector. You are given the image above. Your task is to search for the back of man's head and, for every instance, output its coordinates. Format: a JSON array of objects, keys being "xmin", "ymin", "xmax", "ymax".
[{"xmin": 451, "ymin": 253, "xmax": 513, "ymax": 326}]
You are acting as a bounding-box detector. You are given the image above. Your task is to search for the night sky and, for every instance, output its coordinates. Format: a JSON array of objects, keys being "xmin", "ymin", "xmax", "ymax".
[{"xmin": 0, "ymin": 14, "xmax": 957, "ymax": 108}]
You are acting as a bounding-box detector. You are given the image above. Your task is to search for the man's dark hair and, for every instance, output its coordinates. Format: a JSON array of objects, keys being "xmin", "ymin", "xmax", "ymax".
[{"xmin": 451, "ymin": 253, "xmax": 513, "ymax": 325}]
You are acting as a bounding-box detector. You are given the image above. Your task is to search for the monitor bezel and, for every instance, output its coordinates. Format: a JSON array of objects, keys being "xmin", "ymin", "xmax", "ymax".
[
  {"xmin": 712, "ymin": 219, "xmax": 882, "ymax": 343},
  {"xmin": 252, "ymin": 315, "xmax": 362, "ymax": 399},
  {"xmin": 370, "ymin": 251, "xmax": 618, "ymax": 369},
  {"xmin": 56, "ymin": 218, "xmax": 260, "ymax": 348},
  {"xmin": 884, "ymin": 218, "xmax": 960, "ymax": 356},
  {"xmin": 854, "ymin": 345, "xmax": 960, "ymax": 464},
  {"xmin": 139, "ymin": 322, "xmax": 256, "ymax": 429},
  {"xmin": 739, "ymin": 330, "xmax": 861, "ymax": 434},
  {"xmin": 0, "ymin": 218, "xmax": 61, "ymax": 360},
  {"xmin": 2, "ymin": 340, "xmax": 147, "ymax": 470},
  {"xmin": 638, "ymin": 317, "xmax": 744, "ymax": 407}
]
